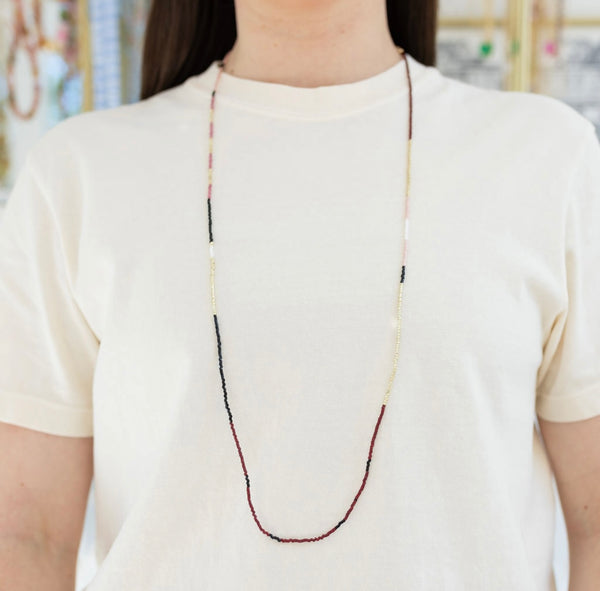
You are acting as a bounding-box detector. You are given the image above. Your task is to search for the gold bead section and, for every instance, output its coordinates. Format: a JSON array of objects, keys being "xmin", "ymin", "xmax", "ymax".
[{"xmin": 383, "ymin": 281, "xmax": 404, "ymax": 405}]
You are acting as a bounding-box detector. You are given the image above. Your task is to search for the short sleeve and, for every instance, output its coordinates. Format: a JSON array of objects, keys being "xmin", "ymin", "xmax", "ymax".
[
  {"xmin": 535, "ymin": 122, "xmax": 600, "ymax": 422},
  {"xmin": 0, "ymin": 149, "xmax": 98, "ymax": 437}
]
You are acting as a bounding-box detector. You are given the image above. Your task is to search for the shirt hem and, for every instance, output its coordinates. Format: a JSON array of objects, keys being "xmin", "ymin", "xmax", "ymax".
[
  {"xmin": 535, "ymin": 382, "xmax": 600, "ymax": 422},
  {"xmin": 0, "ymin": 388, "xmax": 93, "ymax": 437}
]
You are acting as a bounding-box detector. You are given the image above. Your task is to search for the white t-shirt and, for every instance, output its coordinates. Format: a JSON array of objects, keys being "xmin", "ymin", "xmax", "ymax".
[{"xmin": 1, "ymin": 52, "xmax": 600, "ymax": 590}]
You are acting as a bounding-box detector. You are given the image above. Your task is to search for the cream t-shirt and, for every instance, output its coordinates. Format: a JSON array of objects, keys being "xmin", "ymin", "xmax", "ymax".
[{"xmin": 1, "ymin": 52, "xmax": 600, "ymax": 590}]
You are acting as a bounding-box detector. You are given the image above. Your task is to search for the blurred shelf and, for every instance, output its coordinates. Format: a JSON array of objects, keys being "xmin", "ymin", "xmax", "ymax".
[{"xmin": 439, "ymin": 17, "xmax": 600, "ymax": 28}]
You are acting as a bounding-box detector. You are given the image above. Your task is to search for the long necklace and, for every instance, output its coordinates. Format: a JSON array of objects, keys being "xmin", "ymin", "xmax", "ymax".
[{"xmin": 206, "ymin": 46, "xmax": 414, "ymax": 543}]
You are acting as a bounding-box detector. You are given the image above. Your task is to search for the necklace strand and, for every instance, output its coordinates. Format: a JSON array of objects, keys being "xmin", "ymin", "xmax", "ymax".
[{"xmin": 206, "ymin": 46, "xmax": 414, "ymax": 543}]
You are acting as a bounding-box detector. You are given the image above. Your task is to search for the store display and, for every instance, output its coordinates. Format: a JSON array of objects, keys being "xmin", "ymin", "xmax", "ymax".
[
  {"xmin": 480, "ymin": 0, "xmax": 495, "ymax": 57},
  {"xmin": 7, "ymin": 0, "xmax": 43, "ymax": 120},
  {"xmin": 120, "ymin": 0, "xmax": 150, "ymax": 103},
  {"xmin": 89, "ymin": 0, "xmax": 121, "ymax": 109},
  {"xmin": 54, "ymin": 0, "xmax": 80, "ymax": 118}
]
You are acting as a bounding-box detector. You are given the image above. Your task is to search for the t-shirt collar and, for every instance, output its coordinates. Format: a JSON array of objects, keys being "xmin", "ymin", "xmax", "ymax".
[{"xmin": 184, "ymin": 51, "xmax": 436, "ymax": 118}]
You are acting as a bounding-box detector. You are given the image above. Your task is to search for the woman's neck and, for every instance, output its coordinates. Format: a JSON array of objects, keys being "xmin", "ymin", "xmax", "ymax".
[{"xmin": 222, "ymin": 0, "xmax": 401, "ymax": 88}]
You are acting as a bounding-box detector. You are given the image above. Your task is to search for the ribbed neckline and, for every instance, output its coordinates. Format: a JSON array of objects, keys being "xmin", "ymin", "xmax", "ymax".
[{"xmin": 182, "ymin": 51, "xmax": 439, "ymax": 119}]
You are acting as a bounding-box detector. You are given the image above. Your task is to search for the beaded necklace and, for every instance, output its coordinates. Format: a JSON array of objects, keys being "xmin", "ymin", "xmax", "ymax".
[
  {"xmin": 7, "ymin": 0, "xmax": 43, "ymax": 120},
  {"xmin": 206, "ymin": 46, "xmax": 414, "ymax": 543}
]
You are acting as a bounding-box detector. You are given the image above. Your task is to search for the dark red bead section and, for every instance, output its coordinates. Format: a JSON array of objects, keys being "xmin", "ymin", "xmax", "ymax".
[{"xmin": 212, "ymin": 312, "xmax": 388, "ymax": 543}]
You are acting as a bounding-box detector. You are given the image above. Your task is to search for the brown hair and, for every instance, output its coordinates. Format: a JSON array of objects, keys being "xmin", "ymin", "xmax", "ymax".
[{"xmin": 140, "ymin": 0, "xmax": 439, "ymax": 101}]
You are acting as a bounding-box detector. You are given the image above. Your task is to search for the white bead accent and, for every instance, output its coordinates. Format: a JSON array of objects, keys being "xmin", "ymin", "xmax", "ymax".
[{"xmin": 209, "ymin": 242, "xmax": 214, "ymax": 257}]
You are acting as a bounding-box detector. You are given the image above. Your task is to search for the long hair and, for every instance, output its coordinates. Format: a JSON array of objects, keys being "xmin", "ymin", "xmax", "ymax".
[{"xmin": 140, "ymin": 0, "xmax": 438, "ymax": 101}]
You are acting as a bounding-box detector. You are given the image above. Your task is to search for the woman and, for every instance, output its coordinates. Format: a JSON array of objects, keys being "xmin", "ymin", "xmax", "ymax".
[{"xmin": 0, "ymin": 0, "xmax": 599, "ymax": 589}]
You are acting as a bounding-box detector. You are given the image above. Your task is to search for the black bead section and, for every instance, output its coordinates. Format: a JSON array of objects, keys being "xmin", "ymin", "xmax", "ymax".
[
  {"xmin": 366, "ymin": 458, "xmax": 371, "ymax": 472},
  {"xmin": 213, "ymin": 314, "xmax": 232, "ymax": 422},
  {"xmin": 245, "ymin": 474, "xmax": 250, "ymax": 487},
  {"xmin": 334, "ymin": 519, "xmax": 346, "ymax": 530},
  {"xmin": 400, "ymin": 265, "xmax": 406, "ymax": 283},
  {"xmin": 211, "ymin": 89, "xmax": 216, "ymax": 97},
  {"xmin": 268, "ymin": 533, "xmax": 282, "ymax": 542},
  {"xmin": 207, "ymin": 198, "xmax": 213, "ymax": 242}
]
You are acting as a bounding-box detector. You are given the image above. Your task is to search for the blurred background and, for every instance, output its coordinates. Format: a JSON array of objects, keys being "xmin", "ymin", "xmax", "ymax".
[{"xmin": 0, "ymin": 1, "xmax": 598, "ymax": 589}]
